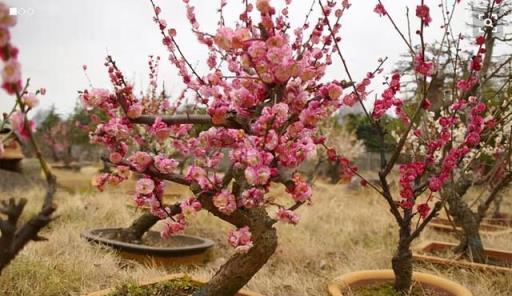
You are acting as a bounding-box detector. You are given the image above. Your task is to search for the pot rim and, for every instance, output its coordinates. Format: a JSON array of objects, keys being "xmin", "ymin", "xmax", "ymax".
[
  {"xmin": 328, "ymin": 269, "xmax": 472, "ymax": 296},
  {"xmin": 412, "ymin": 240, "xmax": 512, "ymax": 273},
  {"xmin": 81, "ymin": 228, "xmax": 214, "ymax": 256}
]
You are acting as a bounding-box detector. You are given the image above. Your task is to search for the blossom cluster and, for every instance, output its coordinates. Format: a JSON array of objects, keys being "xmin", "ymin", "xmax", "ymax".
[
  {"xmin": 372, "ymin": 72, "xmax": 408, "ymax": 123},
  {"xmin": 84, "ymin": 0, "xmax": 352, "ymax": 253}
]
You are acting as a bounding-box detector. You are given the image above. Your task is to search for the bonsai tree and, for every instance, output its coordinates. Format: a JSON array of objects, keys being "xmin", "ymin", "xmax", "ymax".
[
  {"xmin": 0, "ymin": 2, "xmax": 57, "ymax": 273},
  {"xmin": 394, "ymin": 0, "xmax": 512, "ymax": 263},
  {"xmin": 84, "ymin": 0, "xmax": 355, "ymax": 294},
  {"xmin": 322, "ymin": 0, "xmax": 507, "ymax": 293}
]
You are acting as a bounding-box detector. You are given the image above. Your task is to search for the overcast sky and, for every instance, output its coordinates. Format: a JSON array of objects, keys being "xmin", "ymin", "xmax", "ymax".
[{"xmin": 0, "ymin": 0, "xmax": 495, "ymax": 117}]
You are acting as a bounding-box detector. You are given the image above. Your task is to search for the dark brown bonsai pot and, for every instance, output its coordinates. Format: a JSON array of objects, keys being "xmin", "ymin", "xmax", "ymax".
[{"xmin": 81, "ymin": 228, "xmax": 214, "ymax": 266}]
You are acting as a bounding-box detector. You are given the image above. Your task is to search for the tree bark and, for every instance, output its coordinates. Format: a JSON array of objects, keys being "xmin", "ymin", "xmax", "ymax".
[
  {"xmin": 191, "ymin": 182, "xmax": 278, "ymax": 296},
  {"xmin": 119, "ymin": 212, "xmax": 160, "ymax": 242},
  {"xmin": 198, "ymin": 217, "xmax": 277, "ymax": 296},
  {"xmin": 444, "ymin": 183, "xmax": 486, "ymax": 263},
  {"xmin": 118, "ymin": 202, "xmax": 183, "ymax": 242},
  {"xmin": 392, "ymin": 215, "xmax": 413, "ymax": 293}
]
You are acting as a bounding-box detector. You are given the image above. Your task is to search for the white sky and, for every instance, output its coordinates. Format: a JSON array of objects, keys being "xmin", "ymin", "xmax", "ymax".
[{"xmin": 0, "ymin": 0, "xmax": 491, "ymax": 117}]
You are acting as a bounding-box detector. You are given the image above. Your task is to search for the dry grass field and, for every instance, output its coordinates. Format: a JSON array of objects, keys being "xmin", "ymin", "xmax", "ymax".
[{"xmin": 0, "ymin": 163, "xmax": 511, "ymax": 296}]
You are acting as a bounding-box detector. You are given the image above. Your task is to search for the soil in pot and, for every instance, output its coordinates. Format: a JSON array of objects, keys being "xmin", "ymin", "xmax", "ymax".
[
  {"xmin": 106, "ymin": 276, "xmax": 248, "ymax": 296},
  {"xmin": 109, "ymin": 276, "xmax": 197, "ymax": 296},
  {"xmin": 96, "ymin": 229, "xmax": 195, "ymax": 247},
  {"xmin": 348, "ymin": 282, "xmax": 451, "ymax": 296},
  {"xmin": 82, "ymin": 228, "xmax": 214, "ymax": 266}
]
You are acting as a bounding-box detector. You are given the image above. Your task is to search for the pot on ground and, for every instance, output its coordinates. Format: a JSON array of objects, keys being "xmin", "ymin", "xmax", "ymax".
[
  {"xmin": 482, "ymin": 213, "xmax": 512, "ymax": 227},
  {"xmin": 328, "ymin": 269, "xmax": 472, "ymax": 296},
  {"xmin": 81, "ymin": 228, "xmax": 214, "ymax": 266},
  {"xmin": 84, "ymin": 273, "xmax": 263, "ymax": 296},
  {"xmin": 413, "ymin": 240, "xmax": 512, "ymax": 273},
  {"xmin": 427, "ymin": 218, "xmax": 512, "ymax": 236}
]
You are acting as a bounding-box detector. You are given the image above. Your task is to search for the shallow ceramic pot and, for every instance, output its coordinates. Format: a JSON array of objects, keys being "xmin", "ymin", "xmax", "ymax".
[
  {"xmin": 81, "ymin": 228, "xmax": 214, "ymax": 266},
  {"xmin": 413, "ymin": 240, "xmax": 512, "ymax": 273},
  {"xmin": 84, "ymin": 273, "xmax": 264, "ymax": 296},
  {"xmin": 328, "ymin": 269, "xmax": 472, "ymax": 296}
]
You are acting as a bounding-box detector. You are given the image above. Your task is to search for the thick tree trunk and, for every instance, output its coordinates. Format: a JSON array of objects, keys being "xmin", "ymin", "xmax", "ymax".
[
  {"xmin": 192, "ymin": 184, "xmax": 279, "ymax": 296},
  {"xmin": 119, "ymin": 212, "xmax": 159, "ymax": 242},
  {"xmin": 392, "ymin": 218, "xmax": 413, "ymax": 293},
  {"xmin": 492, "ymin": 193, "xmax": 503, "ymax": 218},
  {"xmin": 445, "ymin": 185, "xmax": 486, "ymax": 263},
  {"xmin": 198, "ymin": 221, "xmax": 277, "ymax": 296}
]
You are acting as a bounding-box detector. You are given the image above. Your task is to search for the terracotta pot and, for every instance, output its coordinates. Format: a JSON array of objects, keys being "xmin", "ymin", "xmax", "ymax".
[
  {"xmin": 427, "ymin": 218, "xmax": 512, "ymax": 236},
  {"xmin": 328, "ymin": 269, "xmax": 472, "ymax": 296},
  {"xmin": 81, "ymin": 228, "xmax": 214, "ymax": 266},
  {"xmin": 84, "ymin": 273, "xmax": 264, "ymax": 296},
  {"xmin": 482, "ymin": 213, "xmax": 512, "ymax": 227},
  {"xmin": 413, "ymin": 240, "xmax": 512, "ymax": 273}
]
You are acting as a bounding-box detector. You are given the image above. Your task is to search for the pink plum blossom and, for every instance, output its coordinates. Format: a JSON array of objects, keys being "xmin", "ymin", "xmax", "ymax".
[
  {"xmin": 228, "ymin": 226, "xmax": 253, "ymax": 253},
  {"xmin": 21, "ymin": 92, "xmax": 39, "ymax": 108},
  {"xmin": 135, "ymin": 178, "xmax": 155, "ymax": 195},
  {"xmin": 213, "ymin": 190, "xmax": 237, "ymax": 215},
  {"xmin": 161, "ymin": 217, "xmax": 186, "ymax": 239},
  {"xmin": 275, "ymin": 208, "xmax": 300, "ymax": 225},
  {"xmin": 180, "ymin": 198, "xmax": 202, "ymax": 215},
  {"xmin": 154, "ymin": 155, "xmax": 179, "ymax": 174},
  {"xmin": 128, "ymin": 151, "xmax": 153, "ymax": 172},
  {"xmin": 127, "ymin": 103, "xmax": 143, "ymax": 119},
  {"xmin": 9, "ymin": 111, "xmax": 34, "ymax": 141},
  {"xmin": 241, "ymin": 188, "xmax": 265, "ymax": 208}
]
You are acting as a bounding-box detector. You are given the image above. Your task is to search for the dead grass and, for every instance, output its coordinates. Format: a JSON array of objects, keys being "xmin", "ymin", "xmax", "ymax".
[{"xmin": 0, "ymin": 166, "xmax": 511, "ymax": 296}]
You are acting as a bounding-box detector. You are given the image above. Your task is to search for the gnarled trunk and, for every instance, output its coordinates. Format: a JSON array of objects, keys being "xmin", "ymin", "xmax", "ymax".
[
  {"xmin": 198, "ymin": 220, "xmax": 277, "ymax": 296},
  {"xmin": 192, "ymin": 181, "xmax": 278, "ymax": 296},
  {"xmin": 392, "ymin": 216, "xmax": 413, "ymax": 293},
  {"xmin": 445, "ymin": 184, "xmax": 485, "ymax": 263},
  {"xmin": 119, "ymin": 212, "xmax": 159, "ymax": 242}
]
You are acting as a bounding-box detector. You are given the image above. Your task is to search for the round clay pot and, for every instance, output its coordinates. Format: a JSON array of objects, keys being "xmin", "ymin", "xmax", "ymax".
[
  {"xmin": 84, "ymin": 273, "xmax": 264, "ymax": 296},
  {"xmin": 328, "ymin": 269, "xmax": 472, "ymax": 296},
  {"xmin": 81, "ymin": 228, "xmax": 214, "ymax": 265}
]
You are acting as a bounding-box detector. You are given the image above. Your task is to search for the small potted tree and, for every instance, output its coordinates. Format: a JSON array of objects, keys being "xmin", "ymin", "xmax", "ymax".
[
  {"xmin": 325, "ymin": 0, "xmax": 504, "ymax": 295},
  {"xmin": 81, "ymin": 0, "xmax": 356, "ymax": 294},
  {"xmin": 405, "ymin": 0, "xmax": 512, "ymax": 272}
]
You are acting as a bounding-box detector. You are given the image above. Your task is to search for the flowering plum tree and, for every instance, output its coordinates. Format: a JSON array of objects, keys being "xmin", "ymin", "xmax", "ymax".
[
  {"xmin": 321, "ymin": 0, "xmax": 509, "ymax": 293},
  {"xmin": 393, "ymin": 0, "xmax": 512, "ymax": 264},
  {"xmin": 0, "ymin": 2, "xmax": 57, "ymax": 273},
  {"xmin": 83, "ymin": 0, "xmax": 509, "ymax": 294},
  {"xmin": 84, "ymin": 0, "xmax": 354, "ymax": 294}
]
